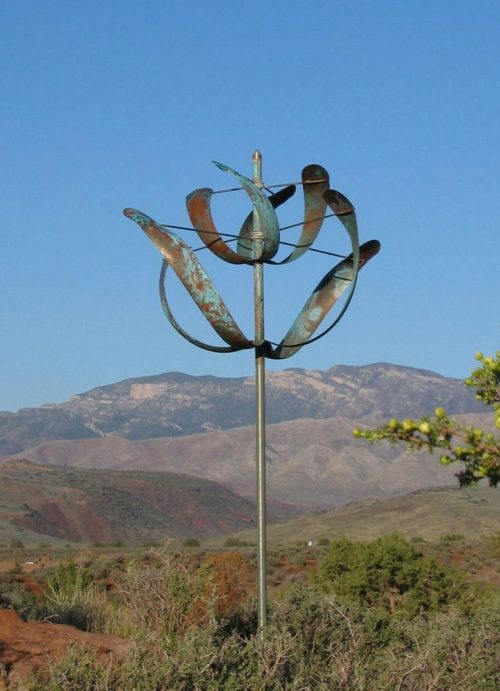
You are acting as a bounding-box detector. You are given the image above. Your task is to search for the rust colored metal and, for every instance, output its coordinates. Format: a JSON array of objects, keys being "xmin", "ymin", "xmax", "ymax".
[
  {"xmin": 123, "ymin": 208, "xmax": 252, "ymax": 349},
  {"xmin": 186, "ymin": 187, "xmax": 249, "ymax": 265},
  {"xmin": 269, "ymin": 164, "xmax": 330, "ymax": 265},
  {"xmin": 267, "ymin": 239, "xmax": 380, "ymax": 359},
  {"xmin": 186, "ymin": 162, "xmax": 281, "ymax": 263},
  {"xmin": 237, "ymin": 165, "xmax": 330, "ymax": 265}
]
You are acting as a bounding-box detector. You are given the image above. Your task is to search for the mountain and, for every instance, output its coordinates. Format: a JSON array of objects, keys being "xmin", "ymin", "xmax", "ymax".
[
  {"xmin": 0, "ymin": 363, "xmax": 483, "ymax": 457},
  {"xmin": 3, "ymin": 413, "xmax": 492, "ymax": 509},
  {"xmin": 0, "ymin": 460, "xmax": 300, "ymax": 545}
]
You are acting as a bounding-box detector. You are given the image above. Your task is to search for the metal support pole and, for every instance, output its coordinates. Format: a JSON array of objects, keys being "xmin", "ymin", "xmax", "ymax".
[{"xmin": 252, "ymin": 149, "xmax": 267, "ymax": 629}]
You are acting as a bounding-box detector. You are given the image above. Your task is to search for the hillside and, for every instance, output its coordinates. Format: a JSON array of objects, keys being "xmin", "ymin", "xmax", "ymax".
[
  {"xmin": 221, "ymin": 485, "xmax": 500, "ymax": 545},
  {"xmin": 4, "ymin": 414, "xmax": 493, "ymax": 508},
  {"xmin": 0, "ymin": 460, "xmax": 299, "ymax": 545},
  {"xmin": 0, "ymin": 363, "xmax": 483, "ymax": 457}
]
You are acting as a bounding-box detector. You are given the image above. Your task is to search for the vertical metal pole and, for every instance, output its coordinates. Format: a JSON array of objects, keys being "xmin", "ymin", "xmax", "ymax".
[{"xmin": 252, "ymin": 149, "xmax": 267, "ymax": 629}]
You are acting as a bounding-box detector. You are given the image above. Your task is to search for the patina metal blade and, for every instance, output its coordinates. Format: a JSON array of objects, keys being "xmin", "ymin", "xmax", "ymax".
[
  {"xmin": 212, "ymin": 161, "xmax": 280, "ymax": 261},
  {"xmin": 237, "ymin": 185, "xmax": 296, "ymax": 260},
  {"xmin": 267, "ymin": 188, "xmax": 361, "ymax": 357},
  {"xmin": 186, "ymin": 184, "xmax": 295, "ymax": 264},
  {"xmin": 186, "ymin": 187, "xmax": 249, "ymax": 265},
  {"xmin": 270, "ymin": 164, "xmax": 330, "ymax": 265},
  {"xmin": 123, "ymin": 208, "xmax": 252, "ymax": 349},
  {"xmin": 323, "ymin": 188, "xmax": 358, "ymax": 240},
  {"xmin": 158, "ymin": 261, "xmax": 251, "ymax": 353},
  {"xmin": 267, "ymin": 240, "xmax": 381, "ymax": 359}
]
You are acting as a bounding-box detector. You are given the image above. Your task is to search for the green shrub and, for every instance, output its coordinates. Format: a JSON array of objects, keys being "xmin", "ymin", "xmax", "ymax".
[
  {"xmin": 18, "ymin": 543, "xmax": 500, "ymax": 690},
  {"xmin": 224, "ymin": 537, "xmax": 244, "ymax": 547},
  {"xmin": 0, "ymin": 579, "xmax": 38, "ymax": 620},
  {"xmin": 317, "ymin": 533, "xmax": 475, "ymax": 617},
  {"xmin": 484, "ymin": 531, "xmax": 500, "ymax": 558},
  {"xmin": 182, "ymin": 538, "xmax": 200, "ymax": 547},
  {"xmin": 41, "ymin": 560, "xmax": 109, "ymax": 632},
  {"xmin": 114, "ymin": 552, "xmax": 217, "ymax": 644},
  {"xmin": 440, "ymin": 532, "xmax": 466, "ymax": 542},
  {"xmin": 33, "ymin": 587, "xmax": 500, "ymax": 690}
]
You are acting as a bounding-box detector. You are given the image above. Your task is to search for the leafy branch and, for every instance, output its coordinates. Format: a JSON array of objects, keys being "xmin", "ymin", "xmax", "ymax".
[{"xmin": 352, "ymin": 351, "xmax": 500, "ymax": 487}]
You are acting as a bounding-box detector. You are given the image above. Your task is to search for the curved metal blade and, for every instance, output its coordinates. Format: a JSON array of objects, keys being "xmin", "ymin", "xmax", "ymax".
[
  {"xmin": 186, "ymin": 187, "xmax": 249, "ymax": 265},
  {"xmin": 266, "ymin": 239, "xmax": 381, "ymax": 359},
  {"xmin": 123, "ymin": 208, "xmax": 252, "ymax": 349},
  {"xmin": 270, "ymin": 164, "xmax": 330, "ymax": 265},
  {"xmin": 323, "ymin": 189, "xmax": 358, "ymax": 242},
  {"xmin": 213, "ymin": 161, "xmax": 280, "ymax": 261},
  {"xmin": 158, "ymin": 261, "xmax": 251, "ymax": 353},
  {"xmin": 186, "ymin": 185, "xmax": 295, "ymax": 264},
  {"xmin": 237, "ymin": 185, "xmax": 296, "ymax": 260}
]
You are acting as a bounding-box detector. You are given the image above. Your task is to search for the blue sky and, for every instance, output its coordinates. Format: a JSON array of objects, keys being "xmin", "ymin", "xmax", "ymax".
[{"xmin": 1, "ymin": 0, "xmax": 499, "ymax": 412}]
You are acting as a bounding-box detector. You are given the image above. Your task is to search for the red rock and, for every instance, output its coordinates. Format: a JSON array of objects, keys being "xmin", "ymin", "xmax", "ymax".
[
  {"xmin": 14, "ymin": 576, "xmax": 44, "ymax": 597},
  {"xmin": 0, "ymin": 608, "xmax": 132, "ymax": 688}
]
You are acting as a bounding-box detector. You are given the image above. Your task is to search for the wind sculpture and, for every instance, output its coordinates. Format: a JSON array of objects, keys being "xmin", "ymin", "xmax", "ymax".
[{"xmin": 124, "ymin": 151, "xmax": 380, "ymax": 628}]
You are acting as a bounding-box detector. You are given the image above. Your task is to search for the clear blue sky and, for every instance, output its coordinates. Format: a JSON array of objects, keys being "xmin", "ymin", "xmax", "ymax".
[{"xmin": 1, "ymin": 0, "xmax": 499, "ymax": 412}]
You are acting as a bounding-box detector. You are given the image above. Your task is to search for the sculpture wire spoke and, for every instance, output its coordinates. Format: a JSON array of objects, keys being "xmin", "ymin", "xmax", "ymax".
[
  {"xmin": 160, "ymin": 219, "xmax": 351, "ymax": 259},
  {"xmin": 212, "ymin": 177, "xmax": 330, "ymax": 195}
]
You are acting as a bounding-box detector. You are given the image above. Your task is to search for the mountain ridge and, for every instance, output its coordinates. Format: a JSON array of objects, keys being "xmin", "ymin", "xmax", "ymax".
[
  {"xmin": 0, "ymin": 362, "xmax": 494, "ymax": 540},
  {"xmin": 3, "ymin": 413, "xmax": 492, "ymax": 509},
  {"xmin": 0, "ymin": 362, "xmax": 483, "ymax": 457}
]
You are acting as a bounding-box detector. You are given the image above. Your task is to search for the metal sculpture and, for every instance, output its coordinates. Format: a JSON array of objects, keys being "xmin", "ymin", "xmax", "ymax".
[{"xmin": 124, "ymin": 151, "xmax": 380, "ymax": 628}]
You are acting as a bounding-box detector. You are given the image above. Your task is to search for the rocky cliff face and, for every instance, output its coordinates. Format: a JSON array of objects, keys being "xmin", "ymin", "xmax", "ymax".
[{"xmin": 0, "ymin": 363, "xmax": 481, "ymax": 456}]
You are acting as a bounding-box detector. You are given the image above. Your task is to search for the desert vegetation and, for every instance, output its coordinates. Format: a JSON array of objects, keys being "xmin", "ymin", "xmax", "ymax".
[
  {"xmin": 354, "ymin": 351, "xmax": 500, "ymax": 486},
  {"xmin": 1, "ymin": 533, "xmax": 498, "ymax": 689}
]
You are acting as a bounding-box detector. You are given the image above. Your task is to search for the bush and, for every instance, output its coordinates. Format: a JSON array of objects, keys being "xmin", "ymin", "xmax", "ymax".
[
  {"xmin": 440, "ymin": 532, "xmax": 465, "ymax": 543},
  {"xmin": 182, "ymin": 538, "xmax": 200, "ymax": 548},
  {"xmin": 317, "ymin": 534, "xmax": 475, "ymax": 617},
  {"xmin": 0, "ymin": 579, "xmax": 38, "ymax": 620},
  {"xmin": 114, "ymin": 552, "xmax": 217, "ymax": 644},
  {"xmin": 33, "ymin": 585, "xmax": 500, "ymax": 690},
  {"xmin": 204, "ymin": 552, "xmax": 250, "ymax": 617},
  {"xmin": 15, "ymin": 543, "xmax": 499, "ymax": 689},
  {"xmin": 484, "ymin": 532, "xmax": 500, "ymax": 558},
  {"xmin": 223, "ymin": 537, "xmax": 246, "ymax": 547},
  {"xmin": 40, "ymin": 560, "xmax": 109, "ymax": 632}
]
